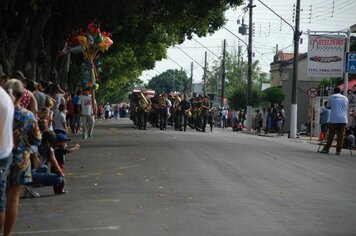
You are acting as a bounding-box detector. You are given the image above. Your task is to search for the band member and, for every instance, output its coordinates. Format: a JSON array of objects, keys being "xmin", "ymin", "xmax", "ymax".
[
  {"xmin": 201, "ymin": 96, "xmax": 211, "ymax": 132},
  {"xmin": 194, "ymin": 96, "xmax": 203, "ymax": 131},
  {"xmin": 148, "ymin": 95, "xmax": 160, "ymax": 128},
  {"xmin": 129, "ymin": 93, "xmax": 139, "ymax": 129},
  {"xmin": 179, "ymin": 94, "xmax": 191, "ymax": 132},
  {"xmin": 158, "ymin": 93, "xmax": 168, "ymax": 130},
  {"xmin": 137, "ymin": 93, "xmax": 151, "ymax": 130},
  {"xmin": 208, "ymin": 104, "xmax": 215, "ymax": 132},
  {"xmin": 173, "ymin": 94, "xmax": 182, "ymax": 131}
]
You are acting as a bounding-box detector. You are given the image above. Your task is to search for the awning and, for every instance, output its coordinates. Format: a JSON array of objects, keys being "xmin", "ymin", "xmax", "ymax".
[{"xmin": 338, "ymin": 79, "xmax": 356, "ymax": 91}]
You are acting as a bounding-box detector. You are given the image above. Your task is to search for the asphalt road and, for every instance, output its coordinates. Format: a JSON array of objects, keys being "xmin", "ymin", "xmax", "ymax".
[{"xmin": 14, "ymin": 118, "xmax": 356, "ymax": 235}]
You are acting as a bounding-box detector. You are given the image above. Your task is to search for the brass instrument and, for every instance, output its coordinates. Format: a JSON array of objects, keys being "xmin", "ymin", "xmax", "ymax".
[
  {"xmin": 185, "ymin": 109, "xmax": 192, "ymax": 117},
  {"xmin": 174, "ymin": 95, "xmax": 182, "ymax": 112},
  {"xmin": 138, "ymin": 92, "xmax": 151, "ymax": 112},
  {"xmin": 158, "ymin": 95, "xmax": 167, "ymax": 109}
]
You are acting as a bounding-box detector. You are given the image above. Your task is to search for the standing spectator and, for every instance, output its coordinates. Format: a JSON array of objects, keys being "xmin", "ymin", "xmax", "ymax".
[
  {"xmin": 79, "ymin": 89, "xmax": 96, "ymax": 139},
  {"xmin": 3, "ymin": 79, "xmax": 41, "ymax": 235},
  {"xmin": 254, "ymin": 109, "xmax": 263, "ymax": 134},
  {"xmin": 227, "ymin": 109, "xmax": 233, "ymax": 128},
  {"xmin": 48, "ymin": 83, "xmax": 65, "ymax": 115},
  {"xmin": 114, "ymin": 103, "xmax": 120, "ymax": 120},
  {"xmin": 349, "ymin": 109, "xmax": 356, "ymax": 136},
  {"xmin": 53, "ymin": 104, "xmax": 68, "ymax": 135},
  {"xmin": 33, "ymin": 81, "xmax": 50, "ymax": 111},
  {"xmin": 276, "ymin": 105, "xmax": 285, "ymax": 136},
  {"xmin": 72, "ymin": 91, "xmax": 81, "ymax": 134},
  {"xmin": 221, "ymin": 108, "xmax": 228, "ymax": 128},
  {"xmin": 0, "ymin": 86, "xmax": 14, "ymax": 233},
  {"xmin": 320, "ymin": 101, "xmax": 331, "ymax": 140},
  {"xmin": 44, "ymin": 97, "xmax": 55, "ymax": 131},
  {"xmin": 66, "ymin": 94, "xmax": 74, "ymax": 133},
  {"xmin": 266, "ymin": 107, "xmax": 274, "ymax": 134},
  {"xmin": 12, "ymin": 71, "xmax": 38, "ymax": 116},
  {"xmin": 104, "ymin": 103, "xmax": 111, "ymax": 119},
  {"xmin": 319, "ymin": 87, "xmax": 349, "ymax": 155},
  {"xmin": 97, "ymin": 104, "xmax": 104, "ymax": 119},
  {"xmin": 238, "ymin": 110, "xmax": 246, "ymax": 129}
]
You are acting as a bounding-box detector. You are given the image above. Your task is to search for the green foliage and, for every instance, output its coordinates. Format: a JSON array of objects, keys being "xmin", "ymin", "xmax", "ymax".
[
  {"xmin": 0, "ymin": 0, "xmax": 244, "ymax": 103},
  {"xmin": 227, "ymin": 82, "xmax": 262, "ymax": 109},
  {"xmin": 147, "ymin": 69, "xmax": 190, "ymax": 94},
  {"xmin": 318, "ymin": 77, "xmax": 344, "ymax": 89},
  {"xmin": 261, "ymin": 86, "xmax": 285, "ymax": 106},
  {"xmin": 206, "ymin": 50, "xmax": 268, "ymax": 109}
]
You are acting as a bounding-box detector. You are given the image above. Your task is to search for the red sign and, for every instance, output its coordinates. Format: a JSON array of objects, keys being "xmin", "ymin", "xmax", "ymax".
[{"xmin": 307, "ymin": 87, "xmax": 318, "ymax": 98}]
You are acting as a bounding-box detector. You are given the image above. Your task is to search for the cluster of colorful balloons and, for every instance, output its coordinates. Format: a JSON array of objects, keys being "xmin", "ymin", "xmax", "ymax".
[
  {"xmin": 83, "ymin": 79, "xmax": 99, "ymax": 90},
  {"xmin": 61, "ymin": 21, "xmax": 112, "ymax": 91},
  {"xmin": 76, "ymin": 21, "xmax": 113, "ymax": 52}
]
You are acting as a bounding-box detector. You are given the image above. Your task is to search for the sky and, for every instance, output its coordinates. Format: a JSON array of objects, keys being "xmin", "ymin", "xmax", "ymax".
[{"xmin": 139, "ymin": 0, "xmax": 356, "ymax": 84}]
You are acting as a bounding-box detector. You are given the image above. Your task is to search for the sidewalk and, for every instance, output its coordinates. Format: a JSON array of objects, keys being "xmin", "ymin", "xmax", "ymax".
[{"xmin": 240, "ymin": 129, "xmax": 321, "ymax": 145}]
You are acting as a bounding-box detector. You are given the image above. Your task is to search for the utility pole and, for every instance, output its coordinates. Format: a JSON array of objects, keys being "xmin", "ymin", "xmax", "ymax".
[
  {"xmin": 190, "ymin": 62, "xmax": 193, "ymax": 97},
  {"xmin": 246, "ymin": 0, "xmax": 255, "ymax": 132},
  {"xmin": 221, "ymin": 39, "xmax": 226, "ymax": 108},
  {"xmin": 290, "ymin": 0, "xmax": 301, "ymax": 139},
  {"xmin": 203, "ymin": 51, "xmax": 207, "ymax": 96},
  {"xmin": 237, "ymin": 46, "xmax": 242, "ymax": 81}
]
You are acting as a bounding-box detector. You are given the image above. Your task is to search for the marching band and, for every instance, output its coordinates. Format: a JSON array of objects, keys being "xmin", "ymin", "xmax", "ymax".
[{"xmin": 129, "ymin": 89, "xmax": 216, "ymax": 132}]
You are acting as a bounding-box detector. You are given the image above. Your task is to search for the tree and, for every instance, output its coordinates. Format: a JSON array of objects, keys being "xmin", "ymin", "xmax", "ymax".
[
  {"xmin": 0, "ymin": 0, "xmax": 244, "ymax": 85},
  {"xmin": 206, "ymin": 49, "xmax": 267, "ymax": 109},
  {"xmin": 147, "ymin": 69, "xmax": 190, "ymax": 94},
  {"xmin": 261, "ymin": 86, "xmax": 285, "ymax": 107}
]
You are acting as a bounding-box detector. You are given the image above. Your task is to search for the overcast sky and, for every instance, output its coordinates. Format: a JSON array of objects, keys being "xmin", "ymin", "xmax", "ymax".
[{"xmin": 139, "ymin": 0, "xmax": 356, "ymax": 83}]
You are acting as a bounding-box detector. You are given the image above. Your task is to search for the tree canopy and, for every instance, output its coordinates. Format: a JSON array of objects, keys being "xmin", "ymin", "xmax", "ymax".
[
  {"xmin": 0, "ymin": 0, "xmax": 244, "ymax": 102},
  {"xmin": 205, "ymin": 49, "xmax": 268, "ymax": 109},
  {"xmin": 147, "ymin": 69, "xmax": 190, "ymax": 94}
]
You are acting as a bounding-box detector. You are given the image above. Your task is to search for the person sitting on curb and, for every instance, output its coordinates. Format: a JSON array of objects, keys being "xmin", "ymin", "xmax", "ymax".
[{"xmin": 24, "ymin": 131, "xmax": 65, "ymax": 198}]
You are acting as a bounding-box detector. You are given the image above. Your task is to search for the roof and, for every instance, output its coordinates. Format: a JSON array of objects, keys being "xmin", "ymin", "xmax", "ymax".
[
  {"xmin": 338, "ymin": 79, "xmax": 356, "ymax": 91},
  {"xmin": 275, "ymin": 51, "xmax": 294, "ymax": 61},
  {"xmin": 270, "ymin": 53, "xmax": 307, "ymax": 67}
]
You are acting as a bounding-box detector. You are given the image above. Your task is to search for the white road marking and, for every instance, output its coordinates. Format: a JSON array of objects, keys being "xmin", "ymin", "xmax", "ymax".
[{"xmin": 13, "ymin": 226, "xmax": 120, "ymax": 234}]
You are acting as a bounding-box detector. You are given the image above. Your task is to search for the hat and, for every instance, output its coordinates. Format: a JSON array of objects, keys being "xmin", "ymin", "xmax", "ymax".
[{"xmin": 56, "ymin": 133, "xmax": 71, "ymax": 142}]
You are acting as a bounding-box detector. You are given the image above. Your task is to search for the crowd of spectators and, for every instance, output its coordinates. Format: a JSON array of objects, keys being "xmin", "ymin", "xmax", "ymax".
[
  {"xmin": 0, "ymin": 70, "xmax": 86, "ymax": 235},
  {"xmin": 214, "ymin": 105, "xmax": 285, "ymax": 135}
]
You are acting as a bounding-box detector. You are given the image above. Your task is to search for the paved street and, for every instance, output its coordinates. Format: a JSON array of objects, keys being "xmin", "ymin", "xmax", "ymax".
[{"xmin": 14, "ymin": 118, "xmax": 356, "ymax": 235}]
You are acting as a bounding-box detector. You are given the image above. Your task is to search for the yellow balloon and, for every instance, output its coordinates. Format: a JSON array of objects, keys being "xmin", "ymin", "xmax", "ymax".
[
  {"xmin": 95, "ymin": 83, "xmax": 99, "ymax": 90},
  {"xmin": 98, "ymin": 37, "xmax": 113, "ymax": 50},
  {"xmin": 77, "ymin": 35, "xmax": 89, "ymax": 48}
]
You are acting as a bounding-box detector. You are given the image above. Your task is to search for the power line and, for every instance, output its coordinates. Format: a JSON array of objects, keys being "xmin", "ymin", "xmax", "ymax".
[
  {"xmin": 174, "ymin": 46, "xmax": 205, "ymax": 68},
  {"xmin": 166, "ymin": 56, "xmax": 192, "ymax": 76},
  {"xmin": 192, "ymin": 38, "xmax": 221, "ymax": 59}
]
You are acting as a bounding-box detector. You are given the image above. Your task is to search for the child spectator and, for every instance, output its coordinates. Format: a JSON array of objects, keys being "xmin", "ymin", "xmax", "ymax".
[
  {"xmin": 53, "ymin": 133, "xmax": 80, "ymax": 194},
  {"xmin": 53, "ymin": 104, "xmax": 68, "ymax": 134},
  {"xmin": 344, "ymin": 128, "xmax": 355, "ymax": 148}
]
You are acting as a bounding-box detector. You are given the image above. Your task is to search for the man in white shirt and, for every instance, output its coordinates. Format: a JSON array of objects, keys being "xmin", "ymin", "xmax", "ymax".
[
  {"xmin": 104, "ymin": 103, "xmax": 111, "ymax": 119},
  {"xmin": 78, "ymin": 89, "xmax": 96, "ymax": 139},
  {"xmin": 319, "ymin": 87, "xmax": 349, "ymax": 155},
  {"xmin": 0, "ymin": 87, "xmax": 14, "ymax": 230}
]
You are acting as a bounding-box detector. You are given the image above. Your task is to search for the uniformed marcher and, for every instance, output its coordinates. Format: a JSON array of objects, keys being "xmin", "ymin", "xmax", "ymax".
[
  {"xmin": 137, "ymin": 92, "xmax": 151, "ymax": 130},
  {"xmin": 178, "ymin": 94, "xmax": 191, "ymax": 132},
  {"xmin": 129, "ymin": 93, "xmax": 139, "ymax": 129},
  {"xmin": 158, "ymin": 92, "xmax": 168, "ymax": 130},
  {"xmin": 201, "ymin": 96, "xmax": 211, "ymax": 132}
]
